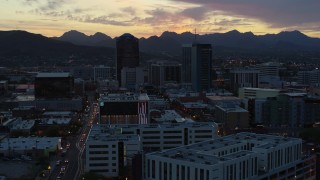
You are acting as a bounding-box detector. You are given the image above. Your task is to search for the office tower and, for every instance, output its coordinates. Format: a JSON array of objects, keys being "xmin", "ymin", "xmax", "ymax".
[
  {"xmin": 116, "ymin": 33, "xmax": 139, "ymax": 86},
  {"xmin": 182, "ymin": 44, "xmax": 192, "ymax": 84},
  {"xmin": 149, "ymin": 60, "xmax": 181, "ymax": 87},
  {"xmin": 35, "ymin": 72, "xmax": 74, "ymax": 99},
  {"xmin": 191, "ymin": 44, "xmax": 212, "ymax": 92}
]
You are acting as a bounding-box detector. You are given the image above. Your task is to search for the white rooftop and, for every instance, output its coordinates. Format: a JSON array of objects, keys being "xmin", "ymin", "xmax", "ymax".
[
  {"xmin": 148, "ymin": 132, "xmax": 301, "ymax": 165},
  {"xmin": 11, "ymin": 120, "xmax": 35, "ymax": 131}
]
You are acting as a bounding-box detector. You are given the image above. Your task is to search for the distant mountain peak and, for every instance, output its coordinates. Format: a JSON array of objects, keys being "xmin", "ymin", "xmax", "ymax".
[
  {"xmin": 226, "ymin": 29, "xmax": 241, "ymax": 34},
  {"xmin": 60, "ymin": 30, "xmax": 88, "ymax": 39},
  {"xmin": 160, "ymin": 31, "xmax": 178, "ymax": 38}
]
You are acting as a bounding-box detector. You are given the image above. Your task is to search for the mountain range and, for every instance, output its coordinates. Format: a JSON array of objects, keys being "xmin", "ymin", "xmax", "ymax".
[
  {"xmin": 55, "ymin": 30, "xmax": 320, "ymax": 55},
  {"xmin": 0, "ymin": 29, "xmax": 320, "ymax": 67}
]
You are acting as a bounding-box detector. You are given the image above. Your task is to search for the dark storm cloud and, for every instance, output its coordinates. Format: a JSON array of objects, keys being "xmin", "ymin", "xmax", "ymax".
[{"xmin": 170, "ymin": 0, "xmax": 320, "ymax": 27}]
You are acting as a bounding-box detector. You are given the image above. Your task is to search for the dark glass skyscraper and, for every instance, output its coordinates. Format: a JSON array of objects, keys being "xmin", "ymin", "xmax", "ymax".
[
  {"xmin": 182, "ymin": 44, "xmax": 192, "ymax": 83},
  {"xmin": 191, "ymin": 44, "xmax": 212, "ymax": 92},
  {"xmin": 116, "ymin": 33, "xmax": 139, "ymax": 86}
]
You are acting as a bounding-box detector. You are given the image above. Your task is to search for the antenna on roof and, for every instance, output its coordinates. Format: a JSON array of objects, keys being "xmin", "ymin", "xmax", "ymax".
[{"xmin": 194, "ymin": 28, "xmax": 197, "ymax": 41}]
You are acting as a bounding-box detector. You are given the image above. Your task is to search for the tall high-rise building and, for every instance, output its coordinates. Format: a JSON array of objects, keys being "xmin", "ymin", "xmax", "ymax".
[
  {"xmin": 116, "ymin": 33, "xmax": 139, "ymax": 86},
  {"xmin": 182, "ymin": 44, "xmax": 192, "ymax": 83},
  {"xmin": 191, "ymin": 44, "xmax": 212, "ymax": 92}
]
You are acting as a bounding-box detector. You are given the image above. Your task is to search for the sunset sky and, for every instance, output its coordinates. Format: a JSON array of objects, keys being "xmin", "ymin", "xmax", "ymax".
[{"xmin": 1, "ymin": 0, "xmax": 319, "ymax": 38}]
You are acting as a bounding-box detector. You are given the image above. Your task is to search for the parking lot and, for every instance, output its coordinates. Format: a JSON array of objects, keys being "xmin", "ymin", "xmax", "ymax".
[{"xmin": 0, "ymin": 160, "xmax": 38, "ymax": 179}]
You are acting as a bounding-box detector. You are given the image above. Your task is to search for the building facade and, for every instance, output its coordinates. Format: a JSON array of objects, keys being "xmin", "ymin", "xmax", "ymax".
[
  {"xmin": 85, "ymin": 125, "xmax": 141, "ymax": 177},
  {"xmin": 94, "ymin": 65, "xmax": 112, "ymax": 81},
  {"xmin": 121, "ymin": 67, "xmax": 144, "ymax": 90},
  {"xmin": 99, "ymin": 93, "xmax": 149, "ymax": 124},
  {"xmin": 149, "ymin": 60, "xmax": 181, "ymax": 87},
  {"xmin": 229, "ymin": 68, "xmax": 259, "ymax": 93}
]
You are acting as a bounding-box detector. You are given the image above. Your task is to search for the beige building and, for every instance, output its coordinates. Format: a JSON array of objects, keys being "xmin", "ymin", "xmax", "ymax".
[
  {"xmin": 215, "ymin": 102, "xmax": 249, "ymax": 133},
  {"xmin": 238, "ymin": 87, "xmax": 280, "ymax": 99}
]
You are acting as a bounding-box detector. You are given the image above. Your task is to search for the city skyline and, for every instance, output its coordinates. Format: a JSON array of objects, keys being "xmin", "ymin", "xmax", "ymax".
[{"xmin": 0, "ymin": 0, "xmax": 319, "ymax": 38}]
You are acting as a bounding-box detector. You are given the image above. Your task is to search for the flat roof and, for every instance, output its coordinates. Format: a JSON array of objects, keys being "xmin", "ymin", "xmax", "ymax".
[
  {"xmin": 0, "ymin": 137, "xmax": 60, "ymax": 151},
  {"xmin": 36, "ymin": 72, "xmax": 70, "ymax": 78},
  {"xmin": 88, "ymin": 125, "xmax": 140, "ymax": 142},
  {"xmin": 207, "ymin": 96, "xmax": 240, "ymax": 101},
  {"xmin": 100, "ymin": 93, "xmax": 149, "ymax": 101},
  {"xmin": 241, "ymin": 88, "xmax": 280, "ymax": 92},
  {"xmin": 39, "ymin": 118, "xmax": 72, "ymax": 125},
  {"xmin": 216, "ymin": 103, "xmax": 248, "ymax": 112},
  {"xmin": 43, "ymin": 111, "xmax": 73, "ymax": 116},
  {"xmin": 147, "ymin": 132, "xmax": 300, "ymax": 165},
  {"xmin": 11, "ymin": 120, "xmax": 35, "ymax": 130}
]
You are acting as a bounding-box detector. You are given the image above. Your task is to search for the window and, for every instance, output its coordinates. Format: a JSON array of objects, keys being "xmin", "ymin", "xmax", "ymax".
[
  {"xmin": 89, "ymin": 163, "xmax": 108, "ymax": 167},
  {"xmin": 152, "ymin": 160, "xmax": 155, "ymax": 178},
  {"xmin": 89, "ymin": 151, "xmax": 108, "ymax": 154},
  {"xmin": 112, "ymin": 151, "xmax": 116, "ymax": 154},
  {"xmin": 89, "ymin": 145, "xmax": 108, "ymax": 148},
  {"xmin": 89, "ymin": 157, "xmax": 108, "ymax": 160},
  {"xmin": 112, "ymin": 157, "xmax": 116, "ymax": 160}
]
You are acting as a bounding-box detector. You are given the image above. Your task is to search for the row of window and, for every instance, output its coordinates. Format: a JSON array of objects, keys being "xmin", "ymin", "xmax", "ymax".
[
  {"xmin": 89, "ymin": 151, "xmax": 117, "ymax": 154},
  {"xmin": 91, "ymin": 169, "xmax": 117, "ymax": 173},
  {"xmin": 89, "ymin": 157, "xmax": 116, "ymax": 161},
  {"xmin": 89, "ymin": 163, "xmax": 116, "ymax": 167},
  {"xmin": 89, "ymin": 145, "xmax": 116, "ymax": 148}
]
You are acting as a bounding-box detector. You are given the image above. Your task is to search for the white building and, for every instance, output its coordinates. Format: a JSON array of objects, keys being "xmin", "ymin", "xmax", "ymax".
[
  {"xmin": 85, "ymin": 122, "xmax": 218, "ymax": 177},
  {"xmin": 144, "ymin": 132, "xmax": 315, "ymax": 180},
  {"xmin": 230, "ymin": 68, "xmax": 260, "ymax": 92},
  {"xmin": 85, "ymin": 125, "xmax": 141, "ymax": 177},
  {"xmin": 112, "ymin": 122, "xmax": 217, "ymax": 151}
]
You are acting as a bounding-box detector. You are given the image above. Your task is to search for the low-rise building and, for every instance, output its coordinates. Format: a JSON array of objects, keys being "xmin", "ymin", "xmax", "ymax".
[
  {"xmin": 215, "ymin": 102, "xmax": 249, "ymax": 132},
  {"xmin": 99, "ymin": 93, "xmax": 150, "ymax": 124},
  {"xmin": 0, "ymin": 137, "xmax": 61, "ymax": 157},
  {"xmin": 85, "ymin": 125, "xmax": 141, "ymax": 177}
]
